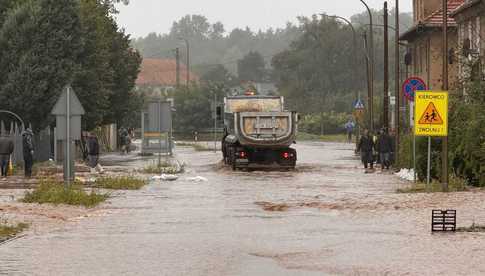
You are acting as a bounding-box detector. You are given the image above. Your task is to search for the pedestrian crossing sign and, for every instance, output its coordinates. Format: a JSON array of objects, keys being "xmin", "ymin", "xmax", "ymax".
[
  {"xmin": 354, "ymin": 99, "xmax": 365, "ymax": 110},
  {"xmin": 414, "ymin": 91, "xmax": 448, "ymax": 137}
]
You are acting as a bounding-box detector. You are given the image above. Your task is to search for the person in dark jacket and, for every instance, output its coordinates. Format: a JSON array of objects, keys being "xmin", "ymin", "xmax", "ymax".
[
  {"xmin": 0, "ymin": 134, "xmax": 14, "ymax": 179},
  {"xmin": 22, "ymin": 128, "xmax": 34, "ymax": 178},
  {"xmin": 376, "ymin": 128, "xmax": 393, "ymax": 171},
  {"xmin": 87, "ymin": 133, "xmax": 100, "ymax": 173},
  {"xmin": 357, "ymin": 129, "xmax": 375, "ymax": 172}
]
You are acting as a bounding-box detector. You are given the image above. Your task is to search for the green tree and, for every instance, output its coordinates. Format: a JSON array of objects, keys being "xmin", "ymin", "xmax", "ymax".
[
  {"xmin": 237, "ymin": 51, "xmax": 266, "ymax": 82},
  {"xmin": 0, "ymin": 0, "xmax": 83, "ymax": 130},
  {"xmin": 0, "ymin": 0, "xmax": 141, "ymax": 131},
  {"xmin": 74, "ymin": 0, "xmax": 142, "ymax": 129},
  {"xmin": 201, "ymin": 64, "xmax": 236, "ymax": 86},
  {"xmin": 170, "ymin": 15, "xmax": 212, "ymax": 40},
  {"xmin": 173, "ymin": 83, "xmax": 229, "ymax": 133}
]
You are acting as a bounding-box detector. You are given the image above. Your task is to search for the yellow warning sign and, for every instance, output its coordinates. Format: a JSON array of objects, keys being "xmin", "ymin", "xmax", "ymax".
[
  {"xmin": 418, "ymin": 102, "xmax": 444, "ymax": 125},
  {"xmin": 415, "ymin": 91, "xmax": 448, "ymax": 137}
]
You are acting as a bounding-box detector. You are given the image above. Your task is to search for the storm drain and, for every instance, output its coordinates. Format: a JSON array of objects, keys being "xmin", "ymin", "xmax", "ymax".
[{"xmin": 432, "ymin": 210, "xmax": 456, "ymax": 232}]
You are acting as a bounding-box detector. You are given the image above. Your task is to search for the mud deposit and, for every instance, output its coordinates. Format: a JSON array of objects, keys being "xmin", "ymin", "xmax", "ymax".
[{"xmin": 1, "ymin": 142, "xmax": 485, "ymax": 276}]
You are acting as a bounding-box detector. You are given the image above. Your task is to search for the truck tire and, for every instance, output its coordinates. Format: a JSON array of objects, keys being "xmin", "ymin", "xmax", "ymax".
[{"xmin": 228, "ymin": 147, "xmax": 237, "ymax": 171}]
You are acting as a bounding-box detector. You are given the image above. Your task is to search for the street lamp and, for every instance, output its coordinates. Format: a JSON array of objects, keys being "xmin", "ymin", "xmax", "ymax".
[
  {"xmin": 359, "ymin": 0, "xmax": 375, "ymax": 133},
  {"xmin": 321, "ymin": 14, "xmax": 364, "ymax": 145},
  {"xmin": 178, "ymin": 37, "xmax": 190, "ymax": 86},
  {"xmin": 0, "ymin": 110, "xmax": 25, "ymax": 130},
  {"xmin": 321, "ymin": 15, "xmax": 360, "ymax": 95}
]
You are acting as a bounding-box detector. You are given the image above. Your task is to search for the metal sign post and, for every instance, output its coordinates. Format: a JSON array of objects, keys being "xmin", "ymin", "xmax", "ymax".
[
  {"xmin": 403, "ymin": 77, "xmax": 426, "ymax": 183},
  {"xmin": 66, "ymin": 87, "xmax": 71, "ymax": 188},
  {"xmin": 51, "ymin": 86, "xmax": 85, "ymax": 188},
  {"xmin": 414, "ymin": 91, "xmax": 449, "ymax": 191}
]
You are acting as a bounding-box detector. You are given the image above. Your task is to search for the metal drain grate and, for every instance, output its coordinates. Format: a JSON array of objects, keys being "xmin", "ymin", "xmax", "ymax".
[{"xmin": 432, "ymin": 210, "xmax": 456, "ymax": 232}]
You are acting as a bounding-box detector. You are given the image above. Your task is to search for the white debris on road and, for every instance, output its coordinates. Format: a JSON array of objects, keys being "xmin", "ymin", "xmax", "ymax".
[
  {"xmin": 186, "ymin": 176, "xmax": 208, "ymax": 182},
  {"xmin": 395, "ymin": 168, "xmax": 416, "ymax": 182},
  {"xmin": 151, "ymin": 174, "xmax": 179, "ymax": 181}
]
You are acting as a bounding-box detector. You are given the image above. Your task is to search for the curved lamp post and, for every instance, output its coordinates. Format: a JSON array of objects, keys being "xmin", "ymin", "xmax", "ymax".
[
  {"xmin": 359, "ymin": 0, "xmax": 375, "ymax": 133},
  {"xmin": 0, "ymin": 110, "xmax": 25, "ymax": 131}
]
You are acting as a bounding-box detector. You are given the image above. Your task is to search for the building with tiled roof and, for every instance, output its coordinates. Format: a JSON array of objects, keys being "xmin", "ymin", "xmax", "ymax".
[
  {"xmin": 451, "ymin": 0, "xmax": 484, "ymax": 82},
  {"xmin": 135, "ymin": 58, "xmax": 198, "ymax": 89},
  {"xmin": 400, "ymin": 0, "xmax": 465, "ymax": 90}
]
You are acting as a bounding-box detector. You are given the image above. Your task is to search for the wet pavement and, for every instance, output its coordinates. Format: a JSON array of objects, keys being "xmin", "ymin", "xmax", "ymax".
[{"xmin": 1, "ymin": 142, "xmax": 485, "ymax": 275}]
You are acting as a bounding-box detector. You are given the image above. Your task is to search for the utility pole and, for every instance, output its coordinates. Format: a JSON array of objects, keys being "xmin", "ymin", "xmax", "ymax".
[
  {"xmin": 178, "ymin": 37, "xmax": 190, "ymax": 86},
  {"xmin": 175, "ymin": 47, "xmax": 180, "ymax": 88},
  {"xmin": 186, "ymin": 42, "xmax": 190, "ymax": 86},
  {"xmin": 442, "ymin": 0, "xmax": 449, "ymax": 191},
  {"xmin": 383, "ymin": 2, "xmax": 390, "ymax": 129},
  {"xmin": 214, "ymin": 92, "xmax": 217, "ymax": 153},
  {"xmin": 363, "ymin": 31, "xmax": 372, "ymax": 129},
  {"xmin": 360, "ymin": 0, "xmax": 375, "ymax": 133},
  {"xmin": 395, "ymin": 0, "xmax": 401, "ymax": 167}
]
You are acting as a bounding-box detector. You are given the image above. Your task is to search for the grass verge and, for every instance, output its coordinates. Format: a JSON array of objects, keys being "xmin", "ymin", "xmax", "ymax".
[
  {"xmin": 21, "ymin": 179, "xmax": 108, "ymax": 208},
  {"xmin": 397, "ymin": 175, "xmax": 468, "ymax": 193},
  {"xmin": 143, "ymin": 161, "xmax": 185, "ymax": 174},
  {"xmin": 176, "ymin": 142, "xmax": 214, "ymax": 152},
  {"xmin": 0, "ymin": 222, "xmax": 29, "ymax": 241},
  {"xmin": 297, "ymin": 132, "xmax": 349, "ymax": 143},
  {"xmin": 93, "ymin": 177, "xmax": 147, "ymax": 190},
  {"xmin": 457, "ymin": 223, "xmax": 485, "ymax": 233}
]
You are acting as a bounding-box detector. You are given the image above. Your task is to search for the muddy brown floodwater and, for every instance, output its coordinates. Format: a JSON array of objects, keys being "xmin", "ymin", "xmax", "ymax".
[{"xmin": 1, "ymin": 142, "xmax": 485, "ymax": 275}]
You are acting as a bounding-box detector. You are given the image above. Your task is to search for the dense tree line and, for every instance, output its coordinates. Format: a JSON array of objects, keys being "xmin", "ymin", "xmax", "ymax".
[
  {"xmin": 272, "ymin": 10, "xmax": 413, "ymax": 132},
  {"xmin": 162, "ymin": 10, "xmax": 413, "ymax": 134},
  {"xmin": 0, "ymin": 0, "xmax": 141, "ymax": 131},
  {"xmin": 132, "ymin": 15, "xmax": 301, "ymax": 77}
]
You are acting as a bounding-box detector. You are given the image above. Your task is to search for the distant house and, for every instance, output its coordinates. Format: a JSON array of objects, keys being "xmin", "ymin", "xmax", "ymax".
[
  {"xmin": 400, "ymin": 0, "xmax": 465, "ymax": 90},
  {"xmin": 135, "ymin": 58, "xmax": 199, "ymax": 95},
  {"xmin": 451, "ymin": 0, "xmax": 485, "ymax": 82}
]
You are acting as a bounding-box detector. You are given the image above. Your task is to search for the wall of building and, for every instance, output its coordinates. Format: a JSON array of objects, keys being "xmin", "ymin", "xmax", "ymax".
[
  {"xmin": 454, "ymin": 2, "xmax": 485, "ymax": 81},
  {"xmin": 414, "ymin": 0, "xmax": 442, "ymax": 23},
  {"xmin": 409, "ymin": 29, "xmax": 459, "ymax": 90}
]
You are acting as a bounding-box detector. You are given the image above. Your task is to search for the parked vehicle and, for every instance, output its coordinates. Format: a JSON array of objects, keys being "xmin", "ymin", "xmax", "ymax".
[{"xmin": 221, "ymin": 95, "xmax": 298, "ymax": 170}]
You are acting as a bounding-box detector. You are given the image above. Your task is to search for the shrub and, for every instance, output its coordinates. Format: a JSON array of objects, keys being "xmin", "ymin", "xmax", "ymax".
[
  {"xmin": 22, "ymin": 179, "xmax": 108, "ymax": 208},
  {"xmin": 94, "ymin": 177, "xmax": 147, "ymax": 190},
  {"xmin": 0, "ymin": 222, "xmax": 29, "ymax": 240},
  {"xmin": 143, "ymin": 161, "xmax": 185, "ymax": 174},
  {"xmin": 449, "ymin": 82, "xmax": 485, "ymax": 186},
  {"xmin": 397, "ymin": 174, "xmax": 468, "ymax": 193},
  {"xmin": 299, "ymin": 112, "xmax": 351, "ymax": 135}
]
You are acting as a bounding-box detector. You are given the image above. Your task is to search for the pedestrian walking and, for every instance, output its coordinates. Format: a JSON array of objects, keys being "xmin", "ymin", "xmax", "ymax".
[
  {"xmin": 119, "ymin": 127, "xmax": 130, "ymax": 154},
  {"xmin": 357, "ymin": 129, "xmax": 375, "ymax": 173},
  {"xmin": 0, "ymin": 134, "xmax": 14, "ymax": 180},
  {"xmin": 376, "ymin": 128, "xmax": 393, "ymax": 171},
  {"xmin": 22, "ymin": 128, "xmax": 34, "ymax": 178},
  {"xmin": 87, "ymin": 133, "xmax": 103, "ymax": 174},
  {"xmin": 344, "ymin": 120, "xmax": 356, "ymax": 143}
]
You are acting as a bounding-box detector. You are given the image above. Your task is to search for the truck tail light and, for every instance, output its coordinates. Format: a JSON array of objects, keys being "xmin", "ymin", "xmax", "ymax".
[
  {"xmin": 239, "ymin": 151, "xmax": 247, "ymax": 158},
  {"xmin": 283, "ymin": 152, "xmax": 290, "ymax": 159}
]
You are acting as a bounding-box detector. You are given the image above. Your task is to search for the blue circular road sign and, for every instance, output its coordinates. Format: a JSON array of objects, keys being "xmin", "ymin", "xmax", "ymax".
[{"xmin": 402, "ymin": 77, "xmax": 427, "ymax": 102}]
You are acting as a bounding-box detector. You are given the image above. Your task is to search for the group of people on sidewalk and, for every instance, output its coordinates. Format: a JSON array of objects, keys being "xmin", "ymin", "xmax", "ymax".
[
  {"xmin": 0, "ymin": 128, "xmax": 106, "ymax": 180},
  {"xmin": 0, "ymin": 128, "xmax": 35, "ymax": 180},
  {"xmin": 357, "ymin": 128, "xmax": 395, "ymax": 173}
]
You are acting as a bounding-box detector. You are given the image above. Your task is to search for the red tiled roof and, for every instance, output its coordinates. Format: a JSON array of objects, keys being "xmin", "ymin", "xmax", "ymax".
[
  {"xmin": 421, "ymin": 0, "xmax": 464, "ymax": 26},
  {"xmin": 400, "ymin": 0, "xmax": 465, "ymax": 40},
  {"xmin": 136, "ymin": 58, "xmax": 198, "ymax": 86},
  {"xmin": 451, "ymin": 0, "xmax": 482, "ymax": 16}
]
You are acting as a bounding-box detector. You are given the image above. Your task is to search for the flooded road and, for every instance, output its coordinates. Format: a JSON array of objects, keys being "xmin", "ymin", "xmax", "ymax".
[{"xmin": 1, "ymin": 142, "xmax": 485, "ymax": 275}]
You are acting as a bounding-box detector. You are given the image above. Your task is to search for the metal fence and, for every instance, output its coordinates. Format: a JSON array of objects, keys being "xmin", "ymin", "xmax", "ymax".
[{"xmin": 0, "ymin": 121, "xmax": 53, "ymax": 165}]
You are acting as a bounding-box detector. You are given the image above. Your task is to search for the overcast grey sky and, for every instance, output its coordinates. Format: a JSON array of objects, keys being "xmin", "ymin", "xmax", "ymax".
[{"xmin": 115, "ymin": 0, "xmax": 412, "ymax": 38}]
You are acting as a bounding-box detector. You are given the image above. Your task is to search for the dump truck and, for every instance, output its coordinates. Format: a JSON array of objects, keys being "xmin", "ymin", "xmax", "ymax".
[{"xmin": 221, "ymin": 95, "xmax": 298, "ymax": 170}]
